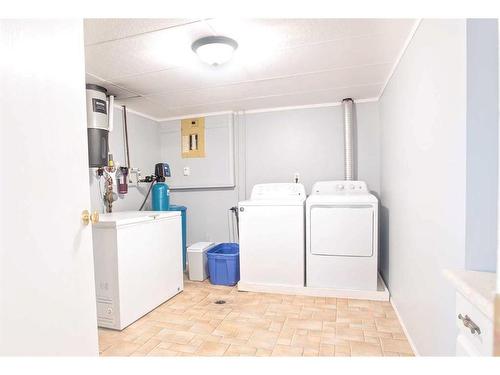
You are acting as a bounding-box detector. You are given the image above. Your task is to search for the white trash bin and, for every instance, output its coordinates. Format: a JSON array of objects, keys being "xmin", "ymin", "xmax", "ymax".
[{"xmin": 187, "ymin": 242, "xmax": 215, "ymax": 281}]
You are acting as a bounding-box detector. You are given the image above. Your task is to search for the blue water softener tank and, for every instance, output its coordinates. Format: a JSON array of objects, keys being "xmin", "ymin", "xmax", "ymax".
[{"xmin": 152, "ymin": 163, "xmax": 171, "ymax": 211}]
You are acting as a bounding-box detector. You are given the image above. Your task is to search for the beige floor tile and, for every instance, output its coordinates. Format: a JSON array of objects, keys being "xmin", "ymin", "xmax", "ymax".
[
  {"xmin": 197, "ymin": 341, "xmax": 230, "ymax": 356},
  {"xmin": 335, "ymin": 326, "xmax": 364, "ymax": 342},
  {"xmin": 364, "ymin": 336, "xmax": 381, "ymax": 344},
  {"xmin": 269, "ymin": 321, "xmax": 284, "ymax": 332},
  {"xmin": 363, "ymin": 329, "xmax": 393, "ymax": 339},
  {"xmin": 334, "ymin": 344, "xmax": 351, "ymax": 356},
  {"xmin": 291, "ymin": 332, "xmax": 321, "ymax": 350},
  {"xmin": 380, "ymin": 338, "xmax": 413, "ymax": 355},
  {"xmin": 255, "ymin": 348, "xmax": 273, "ymax": 356},
  {"xmin": 98, "ymin": 279, "xmax": 410, "ymax": 357},
  {"xmin": 303, "ymin": 348, "xmax": 320, "ymax": 356},
  {"xmin": 131, "ymin": 338, "xmax": 161, "ymax": 356},
  {"xmin": 248, "ymin": 329, "xmax": 279, "ymax": 350},
  {"xmin": 318, "ymin": 344, "xmax": 335, "ymax": 356},
  {"xmin": 146, "ymin": 347, "xmax": 179, "ymax": 356},
  {"xmin": 350, "ymin": 341, "xmax": 383, "ymax": 356},
  {"xmin": 101, "ymin": 340, "xmax": 141, "ymax": 356},
  {"xmin": 375, "ymin": 318, "xmax": 404, "ymax": 334},
  {"xmin": 391, "ymin": 332, "xmax": 407, "ymax": 340},
  {"xmin": 189, "ymin": 321, "xmax": 217, "ymax": 335},
  {"xmin": 224, "ymin": 344, "xmax": 258, "ymax": 356},
  {"xmin": 167, "ymin": 343, "xmax": 201, "ymax": 354},
  {"xmin": 155, "ymin": 329, "xmax": 196, "ymax": 345},
  {"xmin": 283, "ymin": 318, "xmax": 323, "ymax": 331},
  {"xmin": 271, "ymin": 344, "xmax": 304, "ymax": 356}
]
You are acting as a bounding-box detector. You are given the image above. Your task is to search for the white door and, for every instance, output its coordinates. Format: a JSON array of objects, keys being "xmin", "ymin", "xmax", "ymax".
[
  {"xmin": 0, "ymin": 20, "xmax": 99, "ymax": 355},
  {"xmin": 310, "ymin": 205, "xmax": 374, "ymax": 257}
]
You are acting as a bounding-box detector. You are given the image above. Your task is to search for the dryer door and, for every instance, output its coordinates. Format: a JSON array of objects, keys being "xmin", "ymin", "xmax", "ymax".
[{"xmin": 310, "ymin": 205, "xmax": 373, "ymax": 257}]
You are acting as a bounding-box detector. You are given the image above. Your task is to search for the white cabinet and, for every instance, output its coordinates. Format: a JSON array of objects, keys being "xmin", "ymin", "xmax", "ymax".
[
  {"xmin": 444, "ymin": 270, "xmax": 495, "ymax": 356},
  {"xmin": 92, "ymin": 211, "xmax": 184, "ymax": 330},
  {"xmin": 455, "ymin": 292, "xmax": 493, "ymax": 356}
]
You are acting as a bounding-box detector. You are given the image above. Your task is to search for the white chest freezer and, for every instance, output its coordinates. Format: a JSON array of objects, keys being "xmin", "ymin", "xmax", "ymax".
[{"xmin": 92, "ymin": 211, "xmax": 183, "ymax": 330}]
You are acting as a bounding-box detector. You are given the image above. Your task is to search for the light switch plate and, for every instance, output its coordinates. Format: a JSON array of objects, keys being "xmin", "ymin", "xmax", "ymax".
[{"xmin": 183, "ymin": 166, "xmax": 190, "ymax": 176}]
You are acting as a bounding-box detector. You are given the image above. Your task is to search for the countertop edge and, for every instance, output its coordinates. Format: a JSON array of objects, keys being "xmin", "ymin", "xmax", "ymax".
[{"xmin": 443, "ymin": 269, "xmax": 496, "ymax": 321}]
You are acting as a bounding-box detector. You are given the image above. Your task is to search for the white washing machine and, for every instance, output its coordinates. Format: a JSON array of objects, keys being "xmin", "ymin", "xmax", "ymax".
[
  {"xmin": 238, "ymin": 183, "xmax": 306, "ymax": 289},
  {"xmin": 306, "ymin": 180, "xmax": 378, "ymax": 291}
]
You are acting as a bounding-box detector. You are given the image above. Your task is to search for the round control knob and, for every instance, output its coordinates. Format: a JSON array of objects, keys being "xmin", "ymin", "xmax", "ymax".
[{"xmin": 336, "ymin": 184, "xmax": 344, "ymax": 190}]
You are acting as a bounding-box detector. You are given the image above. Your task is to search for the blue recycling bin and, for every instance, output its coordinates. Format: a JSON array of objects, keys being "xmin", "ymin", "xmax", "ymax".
[
  {"xmin": 207, "ymin": 243, "xmax": 240, "ymax": 286},
  {"xmin": 167, "ymin": 205, "xmax": 187, "ymax": 271}
]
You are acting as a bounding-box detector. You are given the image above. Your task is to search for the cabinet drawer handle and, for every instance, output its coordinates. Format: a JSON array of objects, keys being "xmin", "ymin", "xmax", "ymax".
[{"xmin": 458, "ymin": 314, "xmax": 481, "ymax": 335}]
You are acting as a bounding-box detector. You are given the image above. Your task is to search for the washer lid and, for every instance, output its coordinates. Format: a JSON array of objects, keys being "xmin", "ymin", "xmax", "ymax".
[
  {"xmin": 249, "ymin": 183, "xmax": 306, "ymax": 201},
  {"xmin": 239, "ymin": 199, "xmax": 305, "ymax": 207},
  {"xmin": 94, "ymin": 210, "xmax": 180, "ymax": 227}
]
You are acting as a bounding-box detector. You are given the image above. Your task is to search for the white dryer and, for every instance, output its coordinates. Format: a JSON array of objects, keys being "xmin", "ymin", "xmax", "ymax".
[
  {"xmin": 238, "ymin": 183, "xmax": 306, "ymax": 289},
  {"xmin": 306, "ymin": 180, "xmax": 378, "ymax": 291}
]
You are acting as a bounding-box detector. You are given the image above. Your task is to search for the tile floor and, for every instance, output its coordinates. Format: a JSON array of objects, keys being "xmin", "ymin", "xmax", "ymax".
[{"xmin": 99, "ymin": 280, "xmax": 413, "ymax": 357}]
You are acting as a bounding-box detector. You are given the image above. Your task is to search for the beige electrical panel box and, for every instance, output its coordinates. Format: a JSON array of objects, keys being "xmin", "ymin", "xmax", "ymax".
[{"xmin": 181, "ymin": 117, "xmax": 205, "ymax": 158}]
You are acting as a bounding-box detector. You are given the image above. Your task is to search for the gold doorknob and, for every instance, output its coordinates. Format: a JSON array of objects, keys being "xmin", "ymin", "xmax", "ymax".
[{"xmin": 82, "ymin": 210, "xmax": 100, "ymax": 225}]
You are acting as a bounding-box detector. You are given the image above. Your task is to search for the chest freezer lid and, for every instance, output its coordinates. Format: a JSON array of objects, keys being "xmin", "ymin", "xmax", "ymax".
[{"xmin": 94, "ymin": 210, "xmax": 180, "ymax": 227}]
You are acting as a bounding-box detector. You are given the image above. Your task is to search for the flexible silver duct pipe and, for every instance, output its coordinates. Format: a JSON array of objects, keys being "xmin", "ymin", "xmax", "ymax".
[{"xmin": 342, "ymin": 98, "xmax": 354, "ymax": 181}]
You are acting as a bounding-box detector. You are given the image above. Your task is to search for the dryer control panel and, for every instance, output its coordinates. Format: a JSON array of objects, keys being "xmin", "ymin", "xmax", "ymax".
[
  {"xmin": 312, "ymin": 180, "xmax": 368, "ymax": 194},
  {"xmin": 250, "ymin": 183, "xmax": 306, "ymax": 200}
]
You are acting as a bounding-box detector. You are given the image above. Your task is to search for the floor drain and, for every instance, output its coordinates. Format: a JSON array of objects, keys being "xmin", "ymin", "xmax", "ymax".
[{"xmin": 214, "ymin": 300, "xmax": 226, "ymax": 305}]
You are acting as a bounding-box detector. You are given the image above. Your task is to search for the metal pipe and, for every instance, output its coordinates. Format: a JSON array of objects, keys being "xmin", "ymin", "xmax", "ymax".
[
  {"xmin": 108, "ymin": 95, "xmax": 114, "ymax": 132},
  {"xmin": 342, "ymin": 98, "xmax": 354, "ymax": 181},
  {"xmin": 122, "ymin": 105, "xmax": 131, "ymax": 168}
]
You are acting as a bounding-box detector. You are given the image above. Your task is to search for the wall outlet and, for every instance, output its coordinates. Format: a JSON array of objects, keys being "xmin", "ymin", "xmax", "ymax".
[{"xmin": 183, "ymin": 166, "xmax": 190, "ymax": 176}]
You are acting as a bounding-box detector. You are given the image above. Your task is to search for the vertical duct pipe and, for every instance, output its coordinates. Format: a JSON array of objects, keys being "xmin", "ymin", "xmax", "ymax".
[{"xmin": 342, "ymin": 98, "xmax": 354, "ymax": 181}]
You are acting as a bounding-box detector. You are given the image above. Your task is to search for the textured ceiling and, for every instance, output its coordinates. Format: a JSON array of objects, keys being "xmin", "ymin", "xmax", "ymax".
[{"xmin": 84, "ymin": 18, "xmax": 417, "ymax": 119}]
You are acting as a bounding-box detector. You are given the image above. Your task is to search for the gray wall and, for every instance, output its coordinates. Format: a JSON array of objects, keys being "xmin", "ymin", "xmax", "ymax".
[
  {"xmin": 163, "ymin": 102, "xmax": 381, "ymax": 245},
  {"xmin": 244, "ymin": 102, "xmax": 380, "ymax": 197},
  {"xmin": 379, "ymin": 19, "xmax": 467, "ymax": 356},
  {"xmin": 465, "ymin": 19, "xmax": 498, "ymax": 272},
  {"xmin": 89, "ymin": 108, "xmax": 160, "ymax": 212}
]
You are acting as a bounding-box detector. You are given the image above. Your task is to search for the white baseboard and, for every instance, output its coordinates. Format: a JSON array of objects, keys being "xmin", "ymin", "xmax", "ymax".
[
  {"xmin": 238, "ymin": 274, "xmax": 390, "ymax": 301},
  {"xmin": 389, "ymin": 296, "xmax": 420, "ymax": 356}
]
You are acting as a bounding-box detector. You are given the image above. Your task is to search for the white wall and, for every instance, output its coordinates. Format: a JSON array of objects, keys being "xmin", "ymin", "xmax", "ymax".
[
  {"xmin": 162, "ymin": 102, "xmax": 380, "ymax": 245},
  {"xmin": 89, "ymin": 108, "xmax": 161, "ymax": 212},
  {"xmin": 379, "ymin": 19, "xmax": 467, "ymax": 356}
]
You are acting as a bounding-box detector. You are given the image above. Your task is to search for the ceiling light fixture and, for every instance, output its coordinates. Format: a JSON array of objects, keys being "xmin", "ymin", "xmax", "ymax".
[{"xmin": 191, "ymin": 36, "xmax": 238, "ymax": 66}]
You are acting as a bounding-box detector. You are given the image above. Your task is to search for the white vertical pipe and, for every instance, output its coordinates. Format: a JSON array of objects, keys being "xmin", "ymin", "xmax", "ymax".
[
  {"xmin": 107, "ymin": 95, "xmax": 114, "ymax": 132},
  {"xmin": 342, "ymin": 98, "xmax": 354, "ymax": 181}
]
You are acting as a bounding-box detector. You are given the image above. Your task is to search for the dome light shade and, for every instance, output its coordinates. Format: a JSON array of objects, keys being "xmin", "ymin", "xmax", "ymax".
[{"xmin": 191, "ymin": 36, "xmax": 238, "ymax": 66}]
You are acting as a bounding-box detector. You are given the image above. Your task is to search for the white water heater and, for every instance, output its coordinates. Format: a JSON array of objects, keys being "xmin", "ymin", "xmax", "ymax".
[{"xmin": 86, "ymin": 84, "xmax": 112, "ymax": 167}]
